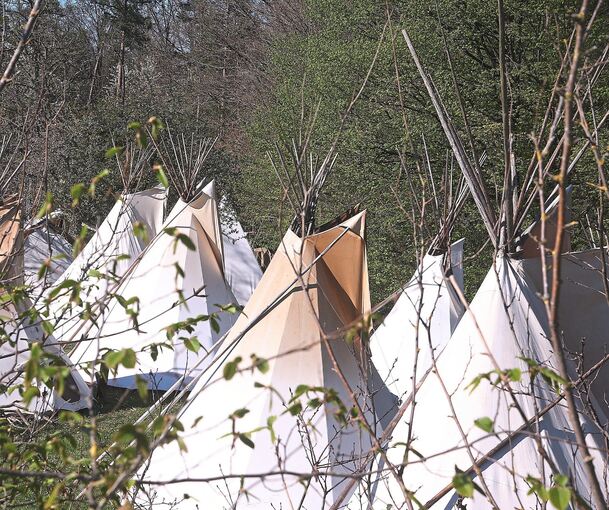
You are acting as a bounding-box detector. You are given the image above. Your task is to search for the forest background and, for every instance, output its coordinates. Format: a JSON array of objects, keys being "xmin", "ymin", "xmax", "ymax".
[{"xmin": 2, "ymin": 0, "xmax": 609, "ymax": 301}]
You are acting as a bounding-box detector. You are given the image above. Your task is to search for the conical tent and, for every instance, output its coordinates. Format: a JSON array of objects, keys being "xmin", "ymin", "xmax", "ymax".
[
  {"xmin": 134, "ymin": 210, "xmax": 397, "ymax": 509},
  {"xmin": 0, "ymin": 195, "xmax": 22, "ymax": 283},
  {"xmin": 518, "ymin": 248, "xmax": 609, "ymax": 424},
  {"xmin": 0, "ymin": 302, "xmax": 90, "ymax": 413},
  {"xmin": 24, "ymin": 215, "xmax": 73, "ymax": 299},
  {"xmin": 0, "ymin": 199, "xmax": 89, "ymax": 413},
  {"xmin": 49, "ymin": 187, "xmax": 166, "ymax": 342},
  {"xmin": 370, "ymin": 239, "xmax": 464, "ymax": 399},
  {"xmin": 369, "ymin": 258, "xmax": 607, "ymax": 509},
  {"xmin": 398, "ymin": 24, "xmax": 609, "ymax": 509},
  {"xmin": 69, "ymin": 181, "xmax": 239, "ymax": 390}
]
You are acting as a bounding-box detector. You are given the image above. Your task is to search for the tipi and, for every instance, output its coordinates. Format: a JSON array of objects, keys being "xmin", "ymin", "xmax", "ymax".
[
  {"xmin": 369, "ymin": 257, "xmax": 608, "ymax": 508},
  {"xmin": 368, "ymin": 26, "xmax": 609, "ymax": 508},
  {"xmin": 69, "ymin": 181, "xmax": 240, "ymax": 390},
  {"xmin": 23, "ymin": 213, "xmax": 73, "ymax": 299},
  {"xmin": 370, "ymin": 241, "xmax": 464, "ymax": 400},
  {"xmin": 1, "ymin": 195, "xmax": 90, "ymax": 413},
  {"xmin": 134, "ymin": 208, "xmax": 397, "ymax": 508}
]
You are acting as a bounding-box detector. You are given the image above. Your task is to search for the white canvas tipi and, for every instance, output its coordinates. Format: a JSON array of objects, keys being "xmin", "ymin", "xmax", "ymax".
[
  {"xmin": 69, "ymin": 181, "xmax": 239, "ymax": 390},
  {"xmin": 1, "ymin": 197, "xmax": 90, "ymax": 413},
  {"xmin": 23, "ymin": 214, "xmax": 73, "ymax": 299},
  {"xmin": 219, "ymin": 200, "xmax": 262, "ymax": 306},
  {"xmin": 0, "ymin": 302, "xmax": 90, "ymax": 413},
  {"xmin": 134, "ymin": 210, "xmax": 397, "ymax": 509},
  {"xmin": 370, "ymin": 239, "xmax": 464, "ymax": 399},
  {"xmin": 368, "ymin": 257, "xmax": 607, "ymax": 509},
  {"xmin": 48, "ymin": 186, "xmax": 166, "ymax": 343}
]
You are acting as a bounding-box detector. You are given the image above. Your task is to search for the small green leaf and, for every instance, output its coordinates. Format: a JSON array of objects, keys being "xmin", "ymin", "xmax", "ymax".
[
  {"xmin": 135, "ymin": 375, "xmax": 148, "ymax": 400},
  {"xmin": 554, "ymin": 474, "xmax": 569, "ymax": 487},
  {"xmin": 287, "ymin": 401, "xmax": 302, "ymax": 416},
  {"xmin": 549, "ymin": 486, "xmax": 571, "ymax": 510},
  {"xmin": 36, "ymin": 192, "xmax": 54, "ymax": 218},
  {"xmin": 122, "ymin": 348, "xmax": 136, "ymax": 368},
  {"xmin": 506, "ymin": 368, "xmax": 522, "ymax": 382},
  {"xmin": 238, "ymin": 433, "xmax": 255, "ymax": 449},
  {"xmin": 223, "ymin": 356, "xmax": 242, "ymax": 380},
  {"xmin": 474, "ymin": 417, "xmax": 494, "ymax": 433},
  {"xmin": 70, "ymin": 183, "xmax": 86, "ymax": 207},
  {"xmin": 452, "ymin": 469, "xmax": 474, "ymax": 498},
  {"xmin": 184, "ymin": 337, "xmax": 201, "ymax": 353},
  {"xmin": 105, "ymin": 146, "xmax": 123, "ymax": 158},
  {"xmin": 230, "ymin": 408, "xmax": 250, "ymax": 419},
  {"xmin": 154, "ymin": 163, "xmax": 169, "ymax": 188}
]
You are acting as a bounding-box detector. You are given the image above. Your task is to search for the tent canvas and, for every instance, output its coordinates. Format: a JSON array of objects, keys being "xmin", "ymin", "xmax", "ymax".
[
  {"xmin": 1, "ymin": 200, "xmax": 90, "ymax": 413},
  {"xmin": 0, "ymin": 302, "xmax": 90, "ymax": 413},
  {"xmin": 219, "ymin": 200, "xmax": 262, "ymax": 306},
  {"xmin": 518, "ymin": 248, "xmax": 609, "ymax": 424},
  {"xmin": 370, "ymin": 239, "xmax": 464, "ymax": 399},
  {"xmin": 48, "ymin": 187, "xmax": 166, "ymax": 343},
  {"xmin": 134, "ymin": 210, "xmax": 397, "ymax": 509},
  {"xmin": 24, "ymin": 217, "xmax": 73, "ymax": 299},
  {"xmin": 0, "ymin": 195, "xmax": 22, "ymax": 283},
  {"xmin": 69, "ymin": 182, "xmax": 238, "ymax": 390},
  {"xmin": 370, "ymin": 258, "xmax": 607, "ymax": 509}
]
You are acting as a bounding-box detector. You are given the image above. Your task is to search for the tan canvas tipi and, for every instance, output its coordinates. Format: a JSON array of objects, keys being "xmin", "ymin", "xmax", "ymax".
[{"xmin": 134, "ymin": 209, "xmax": 397, "ymax": 509}]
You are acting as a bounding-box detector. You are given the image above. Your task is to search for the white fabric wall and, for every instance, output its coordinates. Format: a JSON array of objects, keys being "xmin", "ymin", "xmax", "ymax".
[
  {"xmin": 370, "ymin": 239, "xmax": 464, "ymax": 399},
  {"xmin": 518, "ymin": 248, "xmax": 609, "ymax": 424},
  {"xmin": 367, "ymin": 258, "xmax": 607, "ymax": 509},
  {"xmin": 0, "ymin": 302, "xmax": 90, "ymax": 413},
  {"xmin": 23, "ymin": 219, "xmax": 73, "ymax": 299},
  {"xmin": 48, "ymin": 187, "xmax": 166, "ymax": 344},
  {"xmin": 220, "ymin": 205, "xmax": 262, "ymax": 307},
  {"xmin": 69, "ymin": 184, "xmax": 237, "ymax": 390}
]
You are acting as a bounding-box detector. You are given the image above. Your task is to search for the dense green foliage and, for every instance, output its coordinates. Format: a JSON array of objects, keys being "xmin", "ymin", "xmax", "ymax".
[{"xmin": 1, "ymin": 0, "xmax": 608, "ymax": 298}]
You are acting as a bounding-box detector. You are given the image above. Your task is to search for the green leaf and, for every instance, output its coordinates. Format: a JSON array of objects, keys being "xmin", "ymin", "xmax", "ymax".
[
  {"xmin": 133, "ymin": 221, "xmax": 149, "ymax": 242},
  {"xmin": 474, "ymin": 417, "xmax": 494, "ymax": 433},
  {"xmin": 22, "ymin": 386, "xmax": 40, "ymax": 404},
  {"xmin": 154, "ymin": 163, "xmax": 169, "ymax": 188},
  {"xmin": 184, "ymin": 337, "xmax": 201, "ymax": 353},
  {"xmin": 223, "ymin": 356, "xmax": 242, "ymax": 380},
  {"xmin": 230, "ymin": 408, "xmax": 250, "ymax": 419},
  {"xmin": 287, "ymin": 401, "xmax": 302, "ymax": 416},
  {"xmin": 452, "ymin": 469, "xmax": 474, "ymax": 498},
  {"xmin": 554, "ymin": 474, "xmax": 569, "ymax": 487},
  {"xmin": 103, "ymin": 350, "xmax": 125, "ymax": 369},
  {"xmin": 70, "ymin": 183, "xmax": 86, "ymax": 207},
  {"xmin": 238, "ymin": 433, "xmax": 255, "ymax": 449},
  {"xmin": 135, "ymin": 375, "xmax": 148, "ymax": 400},
  {"xmin": 36, "ymin": 192, "xmax": 54, "ymax": 219},
  {"xmin": 122, "ymin": 348, "xmax": 136, "ymax": 368},
  {"xmin": 506, "ymin": 368, "xmax": 522, "ymax": 382},
  {"xmin": 105, "ymin": 146, "xmax": 123, "ymax": 158},
  {"xmin": 549, "ymin": 486, "xmax": 571, "ymax": 510}
]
